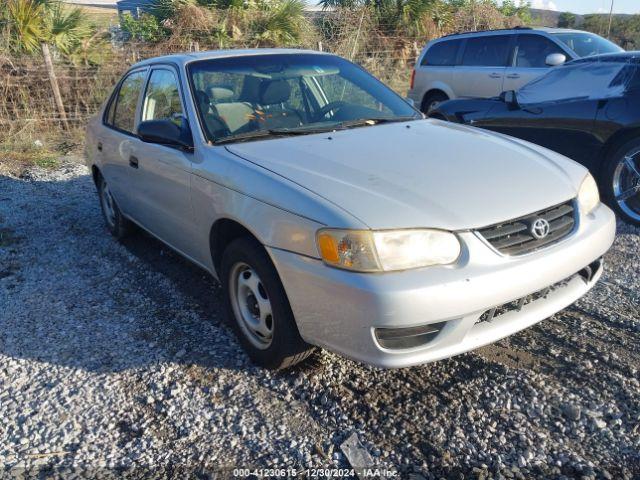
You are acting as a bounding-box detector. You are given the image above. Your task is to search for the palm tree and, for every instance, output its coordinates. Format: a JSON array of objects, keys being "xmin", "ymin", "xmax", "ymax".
[
  {"xmin": 251, "ymin": 0, "xmax": 308, "ymax": 46},
  {"xmin": 1, "ymin": 0, "xmax": 95, "ymax": 58}
]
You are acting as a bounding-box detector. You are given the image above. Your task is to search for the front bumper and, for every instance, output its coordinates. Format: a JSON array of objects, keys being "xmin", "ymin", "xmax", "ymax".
[{"xmin": 268, "ymin": 204, "xmax": 616, "ymax": 368}]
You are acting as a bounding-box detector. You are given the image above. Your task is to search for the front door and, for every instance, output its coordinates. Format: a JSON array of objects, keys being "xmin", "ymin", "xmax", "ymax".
[
  {"xmin": 133, "ymin": 66, "xmax": 197, "ymax": 257},
  {"xmin": 502, "ymin": 34, "xmax": 570, "ymax": 92}
]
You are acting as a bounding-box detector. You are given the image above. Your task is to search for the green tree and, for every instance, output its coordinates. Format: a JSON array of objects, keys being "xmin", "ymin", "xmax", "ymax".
[{"xmin": 557, "ymin": 11, "xmax": 576, "ymax": 28}]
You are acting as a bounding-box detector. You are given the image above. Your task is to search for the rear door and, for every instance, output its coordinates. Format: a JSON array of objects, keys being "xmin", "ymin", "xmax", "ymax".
[
  {"xmin": 503, "ymin": 33, "xmax": 570, "ymax": 92},
  {"xmin": 412, "ymin": 39, "xmax": 462, "ymax": 101},
  {"xmin": 452, "ymin": 35, "xmax": 512, "ymax": 98},
  {"xmin": 99, "ymin": 68, "xmax": 148, "ymax": 216}
]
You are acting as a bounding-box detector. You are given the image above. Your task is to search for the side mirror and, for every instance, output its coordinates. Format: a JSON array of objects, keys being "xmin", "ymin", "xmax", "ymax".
[
  {"xmin": 501, "ymin": 90, "xmax": 520, "ymax": 109},
  {"xmin": 138, "ymin": 118, "xmax": 194, "ymax": 151},
  {"xmin": 545, "ymin": 53, "xmax": 567, "ymax": 67}
]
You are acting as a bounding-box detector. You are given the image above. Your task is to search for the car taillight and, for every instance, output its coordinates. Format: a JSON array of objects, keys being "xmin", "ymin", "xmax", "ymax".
[{"xmin": 410, "ymin": 69, "xmax": 416, "ymax": 90}]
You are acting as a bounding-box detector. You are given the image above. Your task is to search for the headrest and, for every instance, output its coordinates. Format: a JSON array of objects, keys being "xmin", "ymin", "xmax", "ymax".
[
  {"xmin": 210, "ymin": 87, "xmax": 234, "ymax": 102},
  {"xmin": 195, "ymin": 90, "xmax": 210, "ymax": 107},
  {"xmin": 259, "ymin": 80, "xmax": 291, "ymax": 105}
]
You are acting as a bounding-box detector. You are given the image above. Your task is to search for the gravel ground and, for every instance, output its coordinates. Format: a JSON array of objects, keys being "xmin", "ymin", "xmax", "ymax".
[{"xmin": 1, "ymin": 158, "xmax": 639, "ymax": 479}]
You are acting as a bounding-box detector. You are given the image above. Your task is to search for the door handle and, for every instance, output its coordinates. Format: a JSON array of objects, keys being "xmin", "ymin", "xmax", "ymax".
[
  {"xmin": 97, "ymin": 142, "xmax": 102, "ymax": 152},
  {"xmin": 129, "ymin": 155, "xmax": 139, "ymax": 168},
  {"xmin": 506, "ymin": 74, "xmax": 521, "ymax": 79},
  {"xmin": 489, "ymin": 73, "xmax": 502, "ymax": 79}
]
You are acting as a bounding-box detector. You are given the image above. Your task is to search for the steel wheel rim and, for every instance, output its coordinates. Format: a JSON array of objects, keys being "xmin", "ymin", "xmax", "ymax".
[
  {"xmin": 100, "ymin": 181, "xmax": 117, "ymax": 228},
  {"xmin": 229, "ymin": 262, "xmax": 273, "ymax": 350},
  {"xmin": 612, "ymin": 148, "xmax": 640, "ymax": 222}
]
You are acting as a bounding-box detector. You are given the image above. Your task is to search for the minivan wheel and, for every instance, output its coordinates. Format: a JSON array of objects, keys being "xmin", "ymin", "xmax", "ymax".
[
  {"xmin": 221, "ymin": 237, "xmax": 315, "ymax": 369},
  {"xmin": 602, "ymin": 138, "xmax": 640, "ymax": 226},
  {"xmin": 98, "ymin": 176, "xmax": 132, "ymax": 239},
  {"xmin": 422, "ymin": 91, "xmax": 449, "ymax": 114}
]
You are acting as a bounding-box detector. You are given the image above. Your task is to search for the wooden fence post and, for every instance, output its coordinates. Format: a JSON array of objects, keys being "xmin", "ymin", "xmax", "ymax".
[{"xmin": 41, "ymin": 43, "xmax": 69, "ymax": 131}]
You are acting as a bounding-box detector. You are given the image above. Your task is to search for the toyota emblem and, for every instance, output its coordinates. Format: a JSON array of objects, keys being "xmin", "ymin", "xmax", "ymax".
[{"xmin": 530, "ymin": 218, "xmax": 551, "ymax": 239}]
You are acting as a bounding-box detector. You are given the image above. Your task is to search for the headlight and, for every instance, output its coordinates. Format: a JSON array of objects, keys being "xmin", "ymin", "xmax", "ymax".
[
  {"xmin": 316, "ymin": 228, "xmax": 461, "ymax": 272},
  {"xmin": 577, "ymin": 173, "xmax": 600, "ymax": 215}
]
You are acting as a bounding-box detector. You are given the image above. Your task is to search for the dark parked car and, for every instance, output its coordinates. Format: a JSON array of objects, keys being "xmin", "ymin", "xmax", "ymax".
[{"xmin": 428, "ymin": 52, "xmax": 640, "ymax": 225}]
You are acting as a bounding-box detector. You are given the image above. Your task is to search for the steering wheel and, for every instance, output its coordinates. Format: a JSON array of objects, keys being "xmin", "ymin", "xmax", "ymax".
[{"xmin": 314, "ymin": 101, "xmax": 348, "ymax": 121}]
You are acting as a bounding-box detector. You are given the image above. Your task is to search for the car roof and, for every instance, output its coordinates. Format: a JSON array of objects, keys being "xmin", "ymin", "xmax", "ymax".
[
  {"xmin": 129, "ymin": 48, "xmax": 330, "ymax": 70},
  {"xmin": 438, "ymin": 26, "xmax": 594, "ymax": 40}
]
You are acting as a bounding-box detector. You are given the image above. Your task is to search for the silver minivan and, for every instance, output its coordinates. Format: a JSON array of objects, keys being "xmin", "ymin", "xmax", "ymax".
[{"xmin": 408, "ymin": 27, "xmax": 624, "ymax": 113}]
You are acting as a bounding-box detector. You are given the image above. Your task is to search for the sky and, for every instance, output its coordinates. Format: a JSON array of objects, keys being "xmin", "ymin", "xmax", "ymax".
[{"xmin": 513, "ymin": 0, "xmax": 639, "ymax": 15}]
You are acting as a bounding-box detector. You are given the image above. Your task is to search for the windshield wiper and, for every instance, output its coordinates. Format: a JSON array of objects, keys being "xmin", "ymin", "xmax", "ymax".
[
  {"xmin": 214, "ymin": 115, "xmax": 421, "ymax": 145},
  {"xmin": 337, "ymin": 115, "xmax": 421, "ymax": 128}
]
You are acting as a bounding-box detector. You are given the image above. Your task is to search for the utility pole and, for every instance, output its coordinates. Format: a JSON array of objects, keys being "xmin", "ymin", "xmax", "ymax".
[{"xmin": 607, "ymin": 0, "xmax": 615, "ymax": 38}]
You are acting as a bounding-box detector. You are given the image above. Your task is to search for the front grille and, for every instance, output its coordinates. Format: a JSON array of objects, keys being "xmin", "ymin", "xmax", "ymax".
[
  {"xmin": 477, "ymin": 200, "xmax": 575, "ymax": 256},
  {"xmin": 475, "ymin": 258, "xmax": 602, "ymax": 326},
  {"xmin": 476, "ymin": 276, "xmax": 574, "ymax": 325}
]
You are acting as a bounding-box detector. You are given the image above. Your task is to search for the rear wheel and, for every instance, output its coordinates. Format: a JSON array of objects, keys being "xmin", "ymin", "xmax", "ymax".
[
  {"xmin": 97, "ymin": 175, "xmax": 132, "ymax": 239},
  {"xmin": 421, "ymin": 91, "xmax": 449, "ymax": 114},
  {"xmin": 221, "ymin": 237, "xmax": 315, "ymax": 369},
  {"xmin": 602, "ymin": 138, "xmax": 640, "ymax": 226}
]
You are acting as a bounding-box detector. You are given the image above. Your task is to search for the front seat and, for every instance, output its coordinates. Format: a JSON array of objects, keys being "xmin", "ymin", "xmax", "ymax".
[{"xmin": 256, "ymin": 79, "xmax": 304, "ymax": 129}]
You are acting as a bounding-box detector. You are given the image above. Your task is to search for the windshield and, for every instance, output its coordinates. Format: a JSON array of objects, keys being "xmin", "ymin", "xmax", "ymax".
[
  {"xmin": 516, "ymin": 62, "xmax": 635, "ymax": 105},
  {"xmin": 187, "ymin": 53, "xmax": 419, "ymax": 143},
  {"xmin": 551, "ymin": 32, "xmax": 623, "ymax": 58}
]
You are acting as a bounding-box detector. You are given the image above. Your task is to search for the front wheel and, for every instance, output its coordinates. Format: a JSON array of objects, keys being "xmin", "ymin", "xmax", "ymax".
[
  {"xmin": 221, "ymin": 237, "xmax": 315, "ymax": 369},
  {"xmin": 602, "ymin": 138, "xmax": 640, "ymax": 226}
]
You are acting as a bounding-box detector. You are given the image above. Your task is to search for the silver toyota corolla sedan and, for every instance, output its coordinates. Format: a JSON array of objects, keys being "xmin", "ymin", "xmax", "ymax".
[{"xmin": 85, "ymin": 49, "xmax": 616, "ymax": 369}]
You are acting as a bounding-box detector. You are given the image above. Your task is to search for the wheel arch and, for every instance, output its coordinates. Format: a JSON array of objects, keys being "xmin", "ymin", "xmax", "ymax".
[
  {"xmin": 209, "ymin": 217, "xmax": 265, "ymax": 277},
  {"xmin": 597, "ymin": 126, "xmax": 640, "ymax": 181},
  {"xmin": 421, "ymin": 86, "xmax": 453, "ymax": 112}
]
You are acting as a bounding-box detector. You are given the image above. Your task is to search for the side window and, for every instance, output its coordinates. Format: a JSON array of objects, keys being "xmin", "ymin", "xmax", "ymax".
[
  {"xmin": 515, "ymin": 35, "xmax": 566, "ymax": 68},
  {"xmin": 421, "ymin": 40, "xmax": 461, "ymax": 66},
  {"xmin": 142, "ymin": 69, "xmax": 183, "ymax": 123},
  {"xmin": 111, "ymin": 70, "xmax": 146, "ymax": 134},
  {"xmin": 462, "ymin": 36, "xmax": 510, "ymax": 67}
]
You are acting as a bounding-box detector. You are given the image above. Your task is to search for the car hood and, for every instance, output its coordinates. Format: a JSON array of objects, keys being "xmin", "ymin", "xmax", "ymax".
[{"xmin": 225, "ymin": 119, "xmax": 587, "ymax": 230}]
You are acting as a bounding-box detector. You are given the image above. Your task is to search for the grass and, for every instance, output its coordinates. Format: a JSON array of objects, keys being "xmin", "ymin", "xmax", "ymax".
[{"xmin": 0, "ymin": 123, "xmax": 81, "ymax": 176}]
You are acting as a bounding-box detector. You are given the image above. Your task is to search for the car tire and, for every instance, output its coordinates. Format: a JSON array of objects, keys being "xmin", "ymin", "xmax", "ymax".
[
  {"xmin": 97, "ymin": 175, "xmax": 132, "ymax": 239},
  {"xmin": 221, "ymin": 237, "xmax": 315, "ymax": 370},
  {"xmin": 601, "ymin": 138, "xmax": 640, "ymax": 226},
  {"xmin": 421, "ymin": 91, "xmax": 449, "ymax": 114}
]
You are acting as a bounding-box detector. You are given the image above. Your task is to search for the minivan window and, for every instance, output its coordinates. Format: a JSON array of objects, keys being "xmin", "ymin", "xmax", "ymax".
[
  {"xmin": 111, "ymin": 70, "xmax": 146, "ymax": 134},
  {"xmin": 461, "ymin": 35, "xmax": 510, "ymax": 67},
  {"xmin": 551, "ymin": 32, "xmax": 623, "ymax": 58},
  {"xmin": 421, "ymin": 40, "xmax": 461, "ymax": 66},
  {"xmin": 515, "ymin": 34, "xmax": 566, "ymax": 68}
]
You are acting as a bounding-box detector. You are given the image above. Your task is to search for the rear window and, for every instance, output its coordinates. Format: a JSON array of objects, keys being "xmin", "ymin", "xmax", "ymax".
[
  {"xmin": 461, "ymin": 35, "xmax": 511, "ymax": 67},
  {"xmin": 421, "ymin": 40, "xmax": 461, "ymax": 66}
]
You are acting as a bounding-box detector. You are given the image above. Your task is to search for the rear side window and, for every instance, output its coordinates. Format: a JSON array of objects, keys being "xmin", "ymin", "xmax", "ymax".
[
  {"xmin": 110, "ymin": 70, "xmax": 146, "ymax": 134},
  {"xmin": 515, "ymin": 34, "xmax": 566, "ymax": 68},
  {"xmin": 462, "ymin": 36, "xmax": 510, "ymax": 67},
  {"xmin": 421, "ymin": 40, "xmax": 461, "ymax": 66}
]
